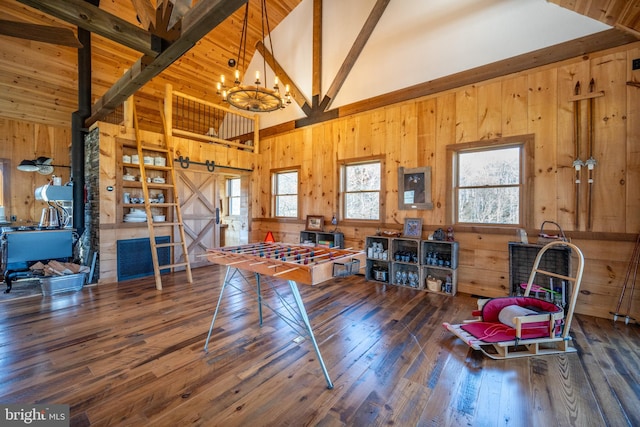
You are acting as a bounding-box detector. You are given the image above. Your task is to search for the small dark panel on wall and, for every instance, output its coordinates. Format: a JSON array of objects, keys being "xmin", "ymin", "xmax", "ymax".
[
  {"xmin": 633, "ymin": 58, "xmax": 640, "ymax": 70},
  {"xmin": 117, "ymin": 236, "xmax": 170, "ymax": 281}
]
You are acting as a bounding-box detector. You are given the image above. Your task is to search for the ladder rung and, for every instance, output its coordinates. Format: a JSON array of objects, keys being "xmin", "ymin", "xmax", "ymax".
[
  {"xmin": 155, "ymin": 242, "xmax": 182, "ymax": 248},
  {"xmin": 152, "ymin": 221, "xmax": 181, "ymax": 226},
  {"xmin": 158, "ymin": 262, "xmax": 189, "ymax": 269}
]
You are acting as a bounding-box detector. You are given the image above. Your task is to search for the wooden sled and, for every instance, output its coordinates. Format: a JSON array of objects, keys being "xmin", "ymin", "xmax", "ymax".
[{"xmin": 444, "ymin": 241, "xmax": 584, "ymax": 359}]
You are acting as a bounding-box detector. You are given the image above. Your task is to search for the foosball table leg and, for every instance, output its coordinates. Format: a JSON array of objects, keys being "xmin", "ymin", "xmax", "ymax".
[
  {"xmin": 256, "ymin": 273, "xmax": 263, "ymax": 326},
  {"xmin": 287, "ymin": 280, "xmax": 334, "ymax": 389},
  {"xmin": 204, "ymin": 266, "xmax": 233, "ymax": 352}
]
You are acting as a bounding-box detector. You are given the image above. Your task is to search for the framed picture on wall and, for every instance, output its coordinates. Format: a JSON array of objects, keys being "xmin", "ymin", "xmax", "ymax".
[
  {"xmin": 403, "ymin": 218, "xmax": 423, "ymax": 238},
  {"xmin": 398, "ymin": 166, "xmax": 434, "ymax": 210},
  {"xmin": 306, "ymin": 215, "xmax": 324, "ymax": 231}
]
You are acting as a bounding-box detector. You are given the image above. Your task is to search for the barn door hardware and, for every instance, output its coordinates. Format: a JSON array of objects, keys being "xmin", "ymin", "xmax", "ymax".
[
  {"xmin": 175, "ymin": 156, "xmax": 253, "ymax": 173},
  {"xmin": 568, "ymin": 78, "xmax": 604, "ymax": 231},
  {"xmin": 177, "ymin": 156, "xmax": 216, "ymax": 172}
]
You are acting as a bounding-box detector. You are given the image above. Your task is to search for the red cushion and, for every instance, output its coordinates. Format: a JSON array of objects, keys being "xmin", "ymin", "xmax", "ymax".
[
  {"xmin": 460, "ymin": 321, "xmax": 553, "ymax": 343},
  {"xmin": 480, "ymin": 296, "xmax": 562, "ymax": 323}
]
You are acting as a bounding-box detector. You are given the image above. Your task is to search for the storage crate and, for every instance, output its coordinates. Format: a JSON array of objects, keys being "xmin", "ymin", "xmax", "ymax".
[
  {"xmin": 41, "ymin": 272, "xmax": 87, "ymax": 296},
  {"xmin": 508, "ymin": 242, "xmax": 571, "ymax": 296},
  {"xmin": 333, "ymin": 258, "xmax": 360, "ymax": 277}
]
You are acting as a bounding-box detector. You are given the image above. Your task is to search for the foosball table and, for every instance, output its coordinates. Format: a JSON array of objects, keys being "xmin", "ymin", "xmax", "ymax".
[{"xmin": 204, "ymin": 242, "xmax": 365, "ymax": 389}]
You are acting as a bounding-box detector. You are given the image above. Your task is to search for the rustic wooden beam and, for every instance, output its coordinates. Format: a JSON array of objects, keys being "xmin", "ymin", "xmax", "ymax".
[
  {"xmin": 168, "ymin": 0, "xmax": 193, "ymax": 31},
  {"xmin": 0, "ymin": 19, "xmax": 82, "ymax": 48},
  {"xmin": 312, "ymin": 0, "xmax": 322, "ymax": 98},
  {"xmin": 86, "ymin": 0, "xmax": 248, "ymax": 127},
  {"xmin": 261, "ymin": 28, "xmax": 638, "ymax": 135},
  {"xmin": 337, "ymin": 28, "xmax": 638, "ymax": 118},
  {"xmin": 129, "ymin": 0, "xmax": 157, "ymax": 31},
  {"xmin": 548, "ymin": 0, "xmax": 640, "ymax": 36},
  {"xmin": 16, "ymin": 0, "xmax": 157, "ymax": 56},
  {"xmin": 323, "ymin": 0, "xmax": 390, "ymax": 110},
  {"xmin": 256, "ymin": 41, "xmax": 308, "ymax": 107}
]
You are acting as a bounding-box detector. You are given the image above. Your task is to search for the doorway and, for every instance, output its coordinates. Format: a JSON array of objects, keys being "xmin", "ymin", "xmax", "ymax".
[{"xmin": 175, "ymin": 169, "xmax": 220, "ymax": 269}]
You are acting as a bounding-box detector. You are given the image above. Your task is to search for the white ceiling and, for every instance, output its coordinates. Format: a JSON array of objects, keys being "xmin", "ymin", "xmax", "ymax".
[{"xmin": 245, "ymin": 0, "xmax": 611, "ymax": 128}]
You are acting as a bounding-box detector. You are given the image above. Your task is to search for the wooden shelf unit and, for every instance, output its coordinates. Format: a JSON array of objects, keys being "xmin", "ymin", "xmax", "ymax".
[
  {"xmin": 508, "ymin": 242, "xmax": 572, "ymax": 299},
  {"xmin": 364, "ymin": 236, "xmax": 459, "ymax": 295},
  {"xmin": 299, "ymin": 230, "xmax": 344, "ymax": 248},
  {"xmin": 117, "ymin": 139, "xmax": 174, "ymax": 226}
]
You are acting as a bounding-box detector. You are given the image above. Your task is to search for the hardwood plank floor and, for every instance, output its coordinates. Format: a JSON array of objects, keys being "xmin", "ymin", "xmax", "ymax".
[{"xmin": 0, "ymin": 265, "xmax": 638, "ymax": 426}]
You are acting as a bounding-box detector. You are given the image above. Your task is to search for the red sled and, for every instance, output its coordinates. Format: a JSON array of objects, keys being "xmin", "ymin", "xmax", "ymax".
[{"xmin": 443, "ymin": 241, "xmax": 584, "ymax": 359}]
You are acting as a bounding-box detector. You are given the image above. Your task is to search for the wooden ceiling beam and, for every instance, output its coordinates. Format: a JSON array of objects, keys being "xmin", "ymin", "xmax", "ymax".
[
  {"xmin": 168, "ymin": 0, "xmax": 193, "ymax": 31},
  {"xmin": 0, "ymin": 19, "xmax": 83, "ymax": 48},
  {"xmin": 336, "ymin": 29, "xmax": 638, "ymax": 117},
  {"xmin": 86, "ymin": 0, "xmax": 248, "ymax": 126},
  {"xmin": 548, "ymin": 0, "xmax": 640, "ymax": 37},
  {"xmin": 129, "ymin": 0, "xmax": 157, "ymax": 31},
  {"xmin": 16, "ymin": 0, "xmax": 158, "ymax": 57},
  {"xmin": 323, "ymin": 0, "xmax": 390, "ymax": 110},
  {"xmin": 256, "ymin": 41, "xmax": 308, "ymax": 107},
  {"xmin": 312, "ymin": 0, "xmax": 322, "ymax": 98}
]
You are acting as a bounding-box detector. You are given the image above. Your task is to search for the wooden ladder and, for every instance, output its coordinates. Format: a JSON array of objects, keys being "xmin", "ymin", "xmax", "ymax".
[{"xmin": 132, "ymin": 104, "xmax": 193, "ymax": 290}]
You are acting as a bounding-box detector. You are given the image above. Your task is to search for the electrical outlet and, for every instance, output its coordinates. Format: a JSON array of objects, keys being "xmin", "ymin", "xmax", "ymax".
[{"xmin": 633, "ymin": 58, "xmax": 640, "ymax": 70}]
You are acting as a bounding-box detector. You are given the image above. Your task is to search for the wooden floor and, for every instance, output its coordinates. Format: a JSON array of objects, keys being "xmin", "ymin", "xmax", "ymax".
[{"xmin": 1, "ymin": 265, "xmax": 639, "ymax": 427}]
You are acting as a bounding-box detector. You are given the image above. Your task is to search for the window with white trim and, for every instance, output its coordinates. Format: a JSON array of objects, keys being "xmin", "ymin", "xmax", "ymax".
[
  {"xmin": 449, "ymin": 136, "xmax": 533, "ymax": 226},
  {"xmin": 341, "ymin": 160, "xmax": 382, "ymax": 220},
  {"xmin": 227, "ymin": 178, "xmax": 241, "ymax": 216},
  {"xmin": 272, "ymin": 170, "xmax": 298, "ymax": 218}
]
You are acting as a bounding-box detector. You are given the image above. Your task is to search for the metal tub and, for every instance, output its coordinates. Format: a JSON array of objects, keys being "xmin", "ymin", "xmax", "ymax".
[{"xmin": 40, "ymin": 272, "xmax": 86, "ymax": 296}]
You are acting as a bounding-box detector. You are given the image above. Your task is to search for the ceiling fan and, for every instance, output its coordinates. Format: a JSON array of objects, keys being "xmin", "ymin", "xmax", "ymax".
[{"xmin": 0, "ymin": 19, "xmax": 82, "ymax": 48}]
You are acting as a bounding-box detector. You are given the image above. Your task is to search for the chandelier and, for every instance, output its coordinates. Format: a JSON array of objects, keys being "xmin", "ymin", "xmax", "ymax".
[{"xmin": 217, "ymin": 0, "xmax": 291, "ymax": 112}]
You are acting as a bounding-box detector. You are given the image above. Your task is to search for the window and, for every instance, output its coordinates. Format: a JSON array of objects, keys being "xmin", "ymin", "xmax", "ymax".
[
  {"xmin": 227, "ymin": 178, "xmax": 241, "ymax": 216},
  {"xmin": 448, "ymin": 136, "xmax": 533, "ymax": 227},
  {"xmin": 0, "ymin": 159, "xmax": 9, "ymax": 212},
  {"xmin": 272, "ymin": 169, "xmax": 298, "ymax": 217},
  {"xmin": 341, "ymin": 159, "xmax": 382, "ymax": 220}
]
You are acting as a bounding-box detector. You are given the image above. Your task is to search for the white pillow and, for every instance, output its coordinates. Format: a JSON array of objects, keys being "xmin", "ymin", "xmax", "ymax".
[{"xmin": 498, "ymin": 305, "xmax": 538, "ymax": 328}]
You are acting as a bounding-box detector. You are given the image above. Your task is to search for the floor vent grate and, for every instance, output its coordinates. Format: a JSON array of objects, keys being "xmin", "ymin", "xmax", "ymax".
[{"xmin": 117, "ymin": 236, "xmax": 170, "ymax": 281}]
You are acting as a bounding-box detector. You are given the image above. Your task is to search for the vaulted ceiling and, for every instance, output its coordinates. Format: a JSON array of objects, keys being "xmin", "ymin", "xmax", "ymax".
[{"xmin": 0, "ymin": 0, "xmax": 638, "ymax": 134}]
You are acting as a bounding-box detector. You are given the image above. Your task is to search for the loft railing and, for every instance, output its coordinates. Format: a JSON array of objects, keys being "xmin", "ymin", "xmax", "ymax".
[{"xmin": 164, "ymin": 84, "xmax": 259, "ymax": 153}]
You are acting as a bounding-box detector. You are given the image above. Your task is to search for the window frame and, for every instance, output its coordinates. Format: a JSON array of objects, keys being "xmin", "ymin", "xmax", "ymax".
[
  {"xmin": 446, "ymin": 135, "xmax": 534, "ymax": 229},
  {"xmin": 338, "ymin": 156, "xmax": 385, "ymax": 223},
  {"xmin": 271, "ymin": 167, "xmax": 301, "ymax": 219},
  {"xmin": 0, "ymin": 159, "xmax": 10, "ymax": 212},
  {"xmin": 226, "ymin": 177, "xmax": 241, "ymax": 217}
]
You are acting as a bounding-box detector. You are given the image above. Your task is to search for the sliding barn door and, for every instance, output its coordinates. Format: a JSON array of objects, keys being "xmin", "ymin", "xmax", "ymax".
[{"xmin": 175, "ymin": 169, "xmax": 220, "ymax": 269}]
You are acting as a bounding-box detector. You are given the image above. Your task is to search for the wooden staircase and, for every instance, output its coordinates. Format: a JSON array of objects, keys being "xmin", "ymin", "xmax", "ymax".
[{"xmin": 132, "ymin": 104, "xmax": 193, "ymax": 290}]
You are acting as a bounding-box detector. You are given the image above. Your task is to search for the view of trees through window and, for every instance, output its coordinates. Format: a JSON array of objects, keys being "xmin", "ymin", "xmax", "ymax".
[
  {"xmin": 343, "ymin": 162, "xmax": 380, "ymax": 220},
  {"xmin": 457, "ymin": 146, "xmax": 520, "ymax": 224},
  {"xmin": 273, "ymin": 171, "xmax": 298, "ymax": 217}
]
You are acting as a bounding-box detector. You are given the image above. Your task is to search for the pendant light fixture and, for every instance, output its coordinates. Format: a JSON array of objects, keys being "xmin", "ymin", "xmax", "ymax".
[{"xmin": 217, "ymin": 0, "xmax": 291, "ymax": 112}]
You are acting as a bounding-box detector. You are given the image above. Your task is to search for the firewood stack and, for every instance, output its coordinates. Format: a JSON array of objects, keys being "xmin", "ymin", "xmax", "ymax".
[{"xmin": 29, "ymin": 260, "xmax": 90, "ymax": 276}]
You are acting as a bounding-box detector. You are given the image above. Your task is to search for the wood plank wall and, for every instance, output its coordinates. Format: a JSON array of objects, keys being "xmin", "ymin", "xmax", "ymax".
[
  {"xmin": 96, "ymin": 121, "xmax": 255, "ymax": 283},
  {"xmin": 0, "ymin": 118, "xmax": 71, "ymax": 224},
  {"xmin": 250, "ymin": 41, "xmax": 640, "ymax": 320}
]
